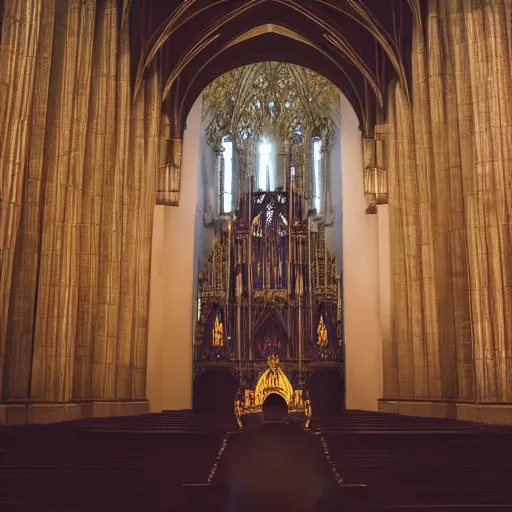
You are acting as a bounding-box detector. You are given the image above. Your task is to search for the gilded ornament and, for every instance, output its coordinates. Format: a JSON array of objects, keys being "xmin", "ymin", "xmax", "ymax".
[
  {"xmin": 316, "ymin": 315, "xmax": 329, "ymax": 347},
  {"xmin": 203, "ymin": 62, "xmax": 339, "ymax": 150},
  {"xmin": 212, "ymin": 313, "xmax": 224, "ymax": 347}
]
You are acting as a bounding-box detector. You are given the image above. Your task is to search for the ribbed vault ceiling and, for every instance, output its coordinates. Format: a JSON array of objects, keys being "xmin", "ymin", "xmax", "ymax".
[{"xmin": 127, "ymin": 0, "xmax": 419, "ymax": 135}]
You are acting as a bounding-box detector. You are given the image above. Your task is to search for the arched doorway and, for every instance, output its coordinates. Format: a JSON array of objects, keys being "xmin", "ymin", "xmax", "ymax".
[{"xmin": 262, "ymin": 393, "xmax": 289, "ymax": 414}]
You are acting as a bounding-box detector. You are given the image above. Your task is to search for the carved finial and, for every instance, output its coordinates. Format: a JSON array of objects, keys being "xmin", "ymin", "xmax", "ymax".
[{"xmin": 267, "ymin": 354, "xmax": 280, "ymax": 369}]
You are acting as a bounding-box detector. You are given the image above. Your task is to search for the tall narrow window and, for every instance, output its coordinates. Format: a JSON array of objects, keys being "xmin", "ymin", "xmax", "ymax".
[
  {"xmin": 312, "ymin": 138, "xmax": 322, "ymax": 213},
  {"xmin": 222, "ymin": 135, "xmax": 233, "ymax": 213},
  {"xmin": 258, "ymin": 139, "xmax": 275, "ymax": 191}
]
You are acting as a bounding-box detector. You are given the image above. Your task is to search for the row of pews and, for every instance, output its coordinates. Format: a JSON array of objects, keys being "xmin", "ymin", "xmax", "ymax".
[{"xmin": 1, "ymin": 410, "xmax": 511, "ymax": 511}]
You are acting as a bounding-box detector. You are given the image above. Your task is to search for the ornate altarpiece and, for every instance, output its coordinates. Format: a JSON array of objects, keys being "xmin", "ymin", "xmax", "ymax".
[{"xmin": 193, "ymin": 63, "xmax": 344, "ymax": 425}]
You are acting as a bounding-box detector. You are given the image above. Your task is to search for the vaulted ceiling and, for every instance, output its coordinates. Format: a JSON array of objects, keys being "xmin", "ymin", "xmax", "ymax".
[{"xmin": 127, "ymin": 0, "xmax": 420, "ymax": 135}]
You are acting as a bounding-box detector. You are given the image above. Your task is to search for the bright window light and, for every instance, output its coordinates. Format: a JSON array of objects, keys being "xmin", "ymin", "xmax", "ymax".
[
  {"xmin": 313, "ymin": 138, "xmax": 322, "ymax": 212},
  {"xmin": 222, "ymin": 136, "xmax": 233, "ymax": 212},
  {"xmin": 258, "ymin": 139, "xmax": 274, "ymax": 191}
]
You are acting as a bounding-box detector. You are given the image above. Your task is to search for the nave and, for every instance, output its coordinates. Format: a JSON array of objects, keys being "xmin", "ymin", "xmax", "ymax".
[{"xmin": 1, "ymin": 411, "xmax": 512, "ymax": 511}]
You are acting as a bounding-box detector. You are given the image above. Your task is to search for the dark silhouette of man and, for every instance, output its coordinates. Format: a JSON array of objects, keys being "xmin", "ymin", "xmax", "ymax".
[{"xmin": 211, "ymin": 393, "xmax": 341, "ymax": 512}]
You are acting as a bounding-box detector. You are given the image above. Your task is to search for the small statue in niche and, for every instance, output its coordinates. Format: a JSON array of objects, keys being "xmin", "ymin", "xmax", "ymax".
[
  {"xmin": 212, "ymin": 312, "xmax": 224, "ymax": 347},
  {"xmin": 316, "ymin": 315, "xmax": 328, "ymax": 347},
  {"xmin": 304, "ymin": 397, "xmax": 313, "ymax": 430},
  {"xmin": 234, "ymin": 394, "xmax": 244, "ymax": 429}
]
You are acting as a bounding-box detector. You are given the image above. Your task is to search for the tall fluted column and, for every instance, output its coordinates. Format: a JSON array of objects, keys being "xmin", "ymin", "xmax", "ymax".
[
  {"xmin": 381, "ymin": 88, "xmax": 399, "ymax": 399},
  {"xmin": 445, "ymin": 1, "xmax": 476, "ymax": 401},
  {"xmin": 73, "ymin": 0, "xmax": 118, "ymax": 400},
  {"xmin": 0, "ymin": 0, "xmax": 45, "ymax": 398},
  {"xmin": 0, "ymin": 0, "xmax": 160, "ymax": 411},
  {"xmin": 31, "ymin": 0, "xmax": 96, "ymax": 402},
  {"xmin": 410, "ymin": 16, "xmax": 440, "ymax": 399},
  {"xmin": 427, "ymin": 1, "xmax": 470, "ymax": 400},
  {"xmin": 394, "ymin": 84, "xmax": 422, "ymax": 398},
  {"xmin": 130, "ymin": 66, "xmax": 160, "ymax": 399},
  {"xmin": 2, "ymin": 0, "xmax": 55, "ymax": 399},
  {"xmin": 463, "ymin": 0, "xmax": 512, "ymax": 402},
  {"xmin": 383, "ymin": 0, "xmax": 512, "ymax": 410}
]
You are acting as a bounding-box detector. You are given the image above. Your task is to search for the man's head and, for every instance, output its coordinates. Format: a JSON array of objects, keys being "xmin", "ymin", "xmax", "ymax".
[{"xmin": 262, "ymin": 393, "xmax": 289, "ymax": 422}]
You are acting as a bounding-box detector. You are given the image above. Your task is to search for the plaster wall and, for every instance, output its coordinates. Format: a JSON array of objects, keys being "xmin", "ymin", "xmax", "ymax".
[
  {"xmin": 340, "ymin": 94, "xmax": 382, "ymax": 411},
  {"xmin": 147, "ymin": 92, "xmax": 386, "ymax": 413},
  {"xmin": 147, "ymin": 97, "xmax": 203, "ymax": 412},
  {"xmin": 329, "ymin": 125, "xmax": 342, "ymax": 263}
]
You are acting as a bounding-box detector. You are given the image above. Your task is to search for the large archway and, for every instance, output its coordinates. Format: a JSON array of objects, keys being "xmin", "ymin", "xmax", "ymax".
[
  {"xmin": 0, "ymin": 0, "xmax": 401, "ymax": 423},
  {"xmin": 147, "ymin": 62, "xmax": 386, "ymax": 415},
  {"xmin": 139, "ymin": 0, "xmax": 401, "ymax": 418}
]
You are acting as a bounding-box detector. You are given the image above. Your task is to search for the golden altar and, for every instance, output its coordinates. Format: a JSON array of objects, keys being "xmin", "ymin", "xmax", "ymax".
[{"xmin": 234, "ymin": 355, "xmax": 312, "ymax": 429}]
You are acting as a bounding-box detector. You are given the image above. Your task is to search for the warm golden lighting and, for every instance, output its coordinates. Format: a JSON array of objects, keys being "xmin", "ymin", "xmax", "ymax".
[
  {"xmin": 203, "ymin": 62, "xmax": 340, "ymax": 146},
  {"xmin": 364, "ymin": 166, "xmax": 388, "ymax": 210},
  {"xmin": 212, "ymin": 313, "xmax": 224, "ymax": 347},
  {"xmin": 254, "ymin": 355, "xmax": 294, "ymax": 406},
  {"xmin": 316, "ymin": 315, "xmax": 329, "ymax": 347},
  {"xmin": 237, "ymin": 356, "xmax": 307, "ymax": 420}
]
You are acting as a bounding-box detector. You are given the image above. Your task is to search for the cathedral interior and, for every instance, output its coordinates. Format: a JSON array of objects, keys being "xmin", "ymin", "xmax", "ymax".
[
  {"xmin": 193, "ymin": 62, "xmax": 345, "ymax": 420},
  {"xmin": 1, "ymin": 0, "xmax": 512, "ymax": 510}
]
